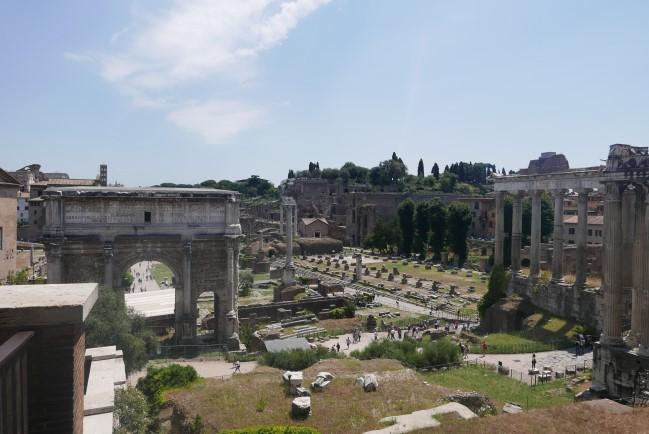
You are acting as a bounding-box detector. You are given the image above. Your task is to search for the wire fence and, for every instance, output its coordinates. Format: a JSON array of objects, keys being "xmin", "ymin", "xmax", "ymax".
[{"xmin": 412, "ymin": 357, "xmax": 593, "ymax": 387}]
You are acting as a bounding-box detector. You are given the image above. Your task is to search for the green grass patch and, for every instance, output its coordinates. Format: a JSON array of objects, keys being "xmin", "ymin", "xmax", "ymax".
[
  {"xmin": 471, "ymin": 309, "xmax": 586, "ymax": 354},
  {"xmin": 253, "ymin": 272, "xmax": 270, "ymax": 281},
  {"xmin": 424, "ymin": 365, "xmax": 573, "ymax": 410},
  {"xmin": 151, "ymin": 263, "xmax": 174, "ymax": 286}
]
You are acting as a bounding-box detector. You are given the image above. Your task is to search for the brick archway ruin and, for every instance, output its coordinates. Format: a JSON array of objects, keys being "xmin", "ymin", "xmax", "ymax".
[{"xmin": 42, "ymin": 187, "xmax": 242, "ymax": 348}]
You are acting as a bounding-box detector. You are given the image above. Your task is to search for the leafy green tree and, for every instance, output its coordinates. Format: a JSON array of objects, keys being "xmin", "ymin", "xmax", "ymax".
[
  {"xmin": 417, "ymin": 159, "xmax": 424, "ymax": 177},
  {"xmin": 439, "ymin": 172, "xmax": 458, "ymax": 193},
  {"xmin": 431, "ymin": 162, "xmax": 440, "ymax": 180},
  {"xmin": 114, "ymin": 387, "xmax": 150, "ymax": 434},
  {"xmin": 428, "ymin": 199, "xmax": 447, "ymax": 260},
  {"xmin": 446, "ymin": 202, "xmax": 472, "ymax": 266},
  {"xmin": 85, "ymin": 287, "xmax": 157, "ymax": 374},
  {"xmin": 522, "ymin": 193, "xmax": 554, "ymax": 244},
  {"xmin": 363, "ymin": 219, "xmax": 399, "ymax": 254},
  {"xmin": 413, "ymin": 202, "xmax": 430, "ymax": 255},
  {"xmin": 477, "ymin": 264, "xmax": 509, "ymax": 318},
  {"xmin": 398, "ymin": 199, "xmax": 415, "ymax": 256}
]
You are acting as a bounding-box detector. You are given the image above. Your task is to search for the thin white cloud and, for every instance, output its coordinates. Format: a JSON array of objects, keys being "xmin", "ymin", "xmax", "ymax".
[
  {"xmin": 67, "ymin": 0, "xmax": 330, "ymax": 143},
  {"xmin": 168, "ymin": 100, "xmax": 267, "ymax": 144}
]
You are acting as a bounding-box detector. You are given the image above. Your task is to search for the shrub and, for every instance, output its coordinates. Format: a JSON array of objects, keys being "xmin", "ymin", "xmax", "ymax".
[
  {"xmin": 477, "ymin": 265, "xmax": 509, "ymax": 318},
  {"xmin": 343, "ymin": 302, "xmax": 356, "ymax": 318},
  {"xmin": 240, "ymin": 270, "xmax": 254, "ymax": 297},
  {"xmin": 136, "ymin": 364, "xmax": 199, "ymax": 411},
  {"xmin": 260, "ymin": 346, "xmax": 342, "ymax": 371},
  {"xmin": 220, "ymin": 427, "xmax": 320, "ymax": 434},
  {"xmin": 114, "ymin": 386, "xmax": 150, "ymax": 434},
  {"xmin": 329, "ymin": 308, "xmax": 345, "ymax": 319},
  {"xmin": 366, "ymin": 314, "xmax": 377, "ymax": 331},
  {"xmin": 351, "ymin": 336, "xmax": 460, "ymax": 368}
]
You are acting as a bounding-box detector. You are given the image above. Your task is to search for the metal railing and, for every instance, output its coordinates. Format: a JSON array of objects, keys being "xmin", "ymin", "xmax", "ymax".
[{"xmin": 0, "ymin": 331, "xmax": 33, "ymax": 434}]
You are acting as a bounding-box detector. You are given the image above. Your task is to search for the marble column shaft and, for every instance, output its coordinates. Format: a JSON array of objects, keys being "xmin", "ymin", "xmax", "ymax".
[
  {"xmin": 632, "ymin": 187, "xmax": 645, "ymax": 340},
  {"xmin": 183, "ymin": 240, "xmax": 192, "ymax": 316},
  {"xmin": 602, "ymin": 182, "xmax": 624, "ymax": 345},
  {"xmin": 494, "ymin": 191, "xmax": 505, "ymax": 266},
  {"xmin": 552, "ymin": 191, "xmax": 565, "ymax": 282},
  {"xmin": 529, "ymin": 191, "xmax": 542, "ymax": 277},
  {"xmin": 575, "ymin": 190, "xmax": 589, "ymax": 287},
  {"xmin": 640, "ymin": 190, "xmax": 649, "ymax": 352},
  {"xmin": 510, "ymin": 193, "xmax": 523, "ymax": 273},
  {"xmin": 286, "ymin": 206, "xmax": 294, "ymax": 267}
]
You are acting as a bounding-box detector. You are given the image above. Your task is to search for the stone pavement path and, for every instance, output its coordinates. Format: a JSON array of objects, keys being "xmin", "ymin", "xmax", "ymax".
[
  {"xmin": 127, "ymin": 360, "xmax": 258, "ymax": 385},
  {"xmin": 469, "ymin": 348, "xmax": 593, "ymax": 383},
  {"xmin": 364, "ymin": 402, "xmax": 477, "ymax": 434}
]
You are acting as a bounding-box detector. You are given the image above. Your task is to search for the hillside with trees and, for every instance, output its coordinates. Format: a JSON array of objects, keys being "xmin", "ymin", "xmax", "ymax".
[
  {"xmin": 286, "ymin": 152, "xmax": 499, "ymax": 195},
  {"xmin": 156, "ymin": 175, "xmax": 279, "ymax": 200}
]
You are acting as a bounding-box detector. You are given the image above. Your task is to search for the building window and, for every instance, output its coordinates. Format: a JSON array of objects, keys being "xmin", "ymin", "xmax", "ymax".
[
  {"xmin": 314, "ymin": 231, "xmax": 321, "ymax": 238},
  {"xmin": 568, "ymin": 228, "xmax": 575, "ymax": 235},
  {"xmin": 474, "ymin": 202, "xmax": 479, "ymax": 210},
  {"xmin": 588, "ymin": 229, "xmax": 592, "ymax": 236},
  {"xmin": 144, "ymin": 211, "xmax": 152, "ymax": 223}
]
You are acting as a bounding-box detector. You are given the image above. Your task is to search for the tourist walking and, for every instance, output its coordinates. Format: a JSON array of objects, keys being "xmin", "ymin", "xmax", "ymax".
[
  {"xmin": 531, "ymin": 354, "xmax": 537, "ymax": 370},
  {"xmin": 233, "ymin": 361, "xmax": 241, "ymax": 374},
  {"xmin": 481, "ymin": 340, "xmax": 488, "ymax": 357},
  {"xmin": 346, "ymin": 336, "xmax": 351, "ymax": 349}
]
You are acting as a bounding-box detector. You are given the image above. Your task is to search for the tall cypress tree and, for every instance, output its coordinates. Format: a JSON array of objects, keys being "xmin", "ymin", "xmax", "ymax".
[
  {"xmin": 417, "ymin": 159, "xmax": 425, "ymax": 177},
  {"xmin": 432, "ymin": 163, "xmax": 440, "ymax": 180},
  {"xmin": 397, "ymin": 199, "xmax": 415, "ymax": 256}
]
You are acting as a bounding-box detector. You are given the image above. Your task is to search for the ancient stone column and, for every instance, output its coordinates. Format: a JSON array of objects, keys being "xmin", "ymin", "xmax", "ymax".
[
  {"xmin": 47, "ymin": 244, "xmax": 63, "ymax": 284},
  {"xmin": 279, "ymin": 205, "xmax": 284, "ymax": 234},
  {"xmin": 551, "ymin": 190, "xmax": 565, "ymax": 282},
  {"xmin": 103, "ymin": 241, "xmax": 114, "ymax": 288},
  {"xmin": 510, "ymin": 192, "xmax": 523, "ymax": 273},
  {"xmin": 494, "ymin": 191, "xmax": 505, "ymax": 266},
  {"xmin": 575, "ymin": 189, "xmax": 589, "ymax": 287},
  {"xmin": 294, "ymin": 206, "xmax": 299, "ymax": 237},
  {"xmin": 354, "ymin": 253, "xmax": 362, "ymax": 282},
  {"xmin": 283, "ymin": 204, "xmax": 296, "ymax": 286},
  {"xmin": 181, "ymin": 240, "xmax": 194, "ymax": 339},
  {"xmin": 529, "ymin": 191, "xmax": 542, "ymax": 277},
  {"xmin": 601, "ymin": 182, "xmax": 624, "ymax": 346},
  {"xmin": 640, "ymin": 193, "xmax": 649, "ymax": 354},
  {"xmin": 223, "ymin": 242, "xmax": 240, "ymax": 347},
  {"xmin": 632, "ymin": 186, "xmax": 646, "ymax": 342},
  {"xmin": 622, "ymin": 188, "xmax": 636, "ymax": 330}
]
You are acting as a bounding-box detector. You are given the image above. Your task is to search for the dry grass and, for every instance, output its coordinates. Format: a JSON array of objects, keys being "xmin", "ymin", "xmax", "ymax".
[
  {"xmin": 318, "ymin": 317, "xmax": 362, "ymax": 334},
  {"xmin": 411, "ymin": 403, "xmax": 649, "ymax": 434},
  {"xmin": 167, "ymin": 358, "xmax": 453, "ymax": 434}
]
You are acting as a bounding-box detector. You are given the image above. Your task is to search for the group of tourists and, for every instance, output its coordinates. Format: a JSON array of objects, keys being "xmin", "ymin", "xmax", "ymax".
[{"xmin": 458, "ymin": 341, "xmax": 470, "ymax": 359}]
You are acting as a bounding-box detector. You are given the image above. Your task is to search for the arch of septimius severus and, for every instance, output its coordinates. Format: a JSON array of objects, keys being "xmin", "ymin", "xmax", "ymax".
[{"xmin": 492, "ymin": 144, "xmax": 649, "ymax": 399}]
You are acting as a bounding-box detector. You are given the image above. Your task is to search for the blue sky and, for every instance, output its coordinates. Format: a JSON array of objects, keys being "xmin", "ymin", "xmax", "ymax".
[{"xmin": 2, "ymin": 0, "xmax": 649, "ymax": 186}]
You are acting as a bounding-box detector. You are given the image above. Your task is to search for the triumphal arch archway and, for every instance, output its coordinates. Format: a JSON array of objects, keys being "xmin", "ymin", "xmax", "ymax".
[{"xmin": 42, "ymin": 187, "xmax": 242, "ymax": 347}]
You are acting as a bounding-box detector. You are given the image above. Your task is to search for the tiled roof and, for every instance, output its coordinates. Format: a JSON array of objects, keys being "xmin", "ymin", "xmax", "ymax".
[
  {"xmin": 563, "ymin": 215, "xmax": 603, "ymax": 225},
  {"xmin": 0, "ymin": 168, "xmax": 20, "ymax": 186},
  {"xmin": 32, "ymin": 178, "xmax": 98, "ymax": 187},
  {"xmin": 301, "ymin": 217, "xmax": 329, "ymax": 226}
]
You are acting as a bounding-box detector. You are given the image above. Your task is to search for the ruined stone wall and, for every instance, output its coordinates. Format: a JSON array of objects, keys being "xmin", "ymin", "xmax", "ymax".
[
  {"xmin": 511, "ymin": 275, "xmax": 603, "ymax": 331},
  {"xmin": 0, "ymin": 185, "xmax": 18, "ymax": 282},
  {"xmin": 238, "ymin": 296, "xmax": 346, "ymax": 321}
]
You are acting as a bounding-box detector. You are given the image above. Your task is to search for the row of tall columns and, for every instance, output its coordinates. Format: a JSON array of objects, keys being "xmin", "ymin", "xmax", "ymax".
[{"xmin": 494, "ymin": 189, "xmax": 590, "ymax": 285}]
